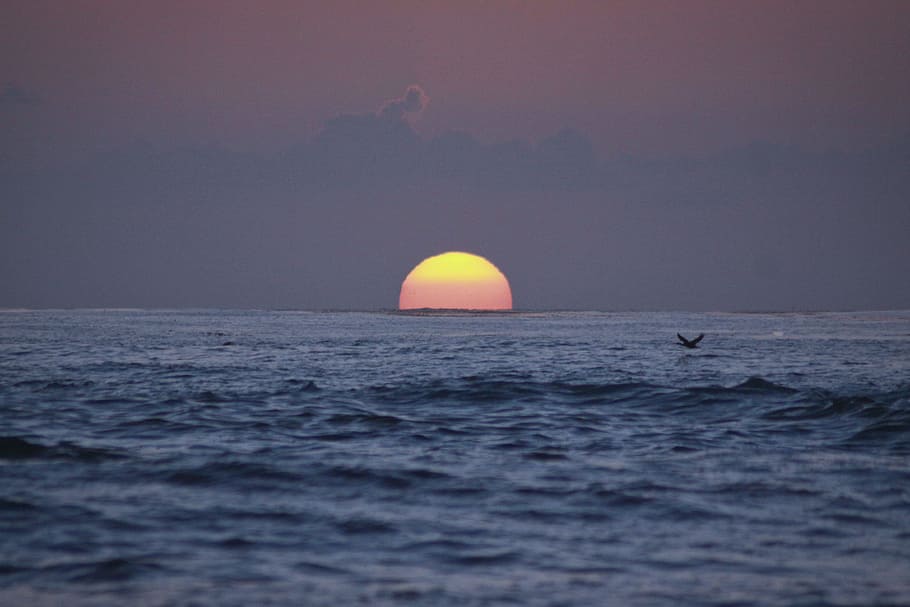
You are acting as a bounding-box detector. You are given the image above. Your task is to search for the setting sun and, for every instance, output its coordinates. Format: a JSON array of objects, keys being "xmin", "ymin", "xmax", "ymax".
[{"xmin": 399, "ymin": 252, "xmax": 513, "ymax": 310}]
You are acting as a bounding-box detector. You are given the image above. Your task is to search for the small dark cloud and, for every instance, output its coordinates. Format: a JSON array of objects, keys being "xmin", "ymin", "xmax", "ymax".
[
  {"xmin": 0, "ymin": 83, "xmax": 40, "ymax": 106},
  {"xmin": 378, "ymin": 84, "xmax": 429, "ymax": 121}
]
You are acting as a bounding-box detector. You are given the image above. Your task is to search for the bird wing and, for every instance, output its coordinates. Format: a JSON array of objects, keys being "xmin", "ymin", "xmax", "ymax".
[
  {"xmin": 677, "ymin": 333, "xmax": 687, "ymax": 344},
  {"xmin": 692, "ymin": 333, "xmax": 705, "ymax": 345}
]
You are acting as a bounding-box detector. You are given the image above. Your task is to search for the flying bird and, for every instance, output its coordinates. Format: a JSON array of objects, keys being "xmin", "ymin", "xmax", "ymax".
[{"xmin": 677, "ymin": 333, "xmax": 705, "ymax": 348}]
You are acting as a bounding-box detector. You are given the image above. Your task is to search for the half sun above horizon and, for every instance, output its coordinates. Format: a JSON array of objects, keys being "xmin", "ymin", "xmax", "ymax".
[{"xmin": 399, "ymin": 252, "xmax": 513, "ymax": 310}]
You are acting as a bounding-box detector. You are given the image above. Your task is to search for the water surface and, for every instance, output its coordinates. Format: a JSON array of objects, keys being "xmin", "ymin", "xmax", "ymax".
[{"xmin": 1, "ymin": 310, "xmax": 909, "ymax": 605}]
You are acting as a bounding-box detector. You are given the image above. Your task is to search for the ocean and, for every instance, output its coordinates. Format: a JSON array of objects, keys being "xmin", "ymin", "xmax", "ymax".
[{"xmin": 1, "ymin": 309, "xmax": 909, "ymax": 606}]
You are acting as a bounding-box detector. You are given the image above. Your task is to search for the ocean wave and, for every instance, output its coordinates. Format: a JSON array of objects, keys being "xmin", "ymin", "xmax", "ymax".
[
  {"xmin": 731, "ymin": 376, "xmax": 800, "ymax": 393},
  {"xmin": 317, "ymin": 464, "xmax": 453, "ymax": 491},
  {"xmin": 763, "ymin": 393, "xmax": 889, "ymax": 421},
  {"xmin": 326, "ymin": 412, "xmax": 406, "ymax": 427},
  {"xmin": 12, "ymin": 379, "xmax": 96, "ymax": 391},
  {"xmin": 335, "ymin": 516, "xmax": 396, "ymax": 535},
  {"xmin": 0, "ymin": 436, "xmax": 124, "ymax": 461},
  {"xmin": 360, "ymin": 375, "xmax": 909, "ymax": 414},
  {"xmin": 365, "ymin": 377, "xmax": 659, "ymax": 407},
  {"xmin": 0, "ymin": 497, "xmax": 39, "ymax": 513},
  {"xmin": 45, "ymin": 556, "xmax": 165, "ymax": 584},
  {"xmin": 165, "ymin": 460, "xmax": 303, "ymax": 487},
  {"xmin": 346, "ymin": 376, "xmax": 910, "ymax": 454}
]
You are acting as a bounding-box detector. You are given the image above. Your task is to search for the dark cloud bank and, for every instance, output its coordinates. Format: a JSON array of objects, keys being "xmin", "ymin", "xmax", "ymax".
[{"xmin": 2, "ymin": 87, "xmax": 908, "ymax": 310}]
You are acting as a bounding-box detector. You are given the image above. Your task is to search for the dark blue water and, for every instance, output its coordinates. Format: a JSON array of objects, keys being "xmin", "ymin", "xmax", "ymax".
[{"xmin": 2, "ymin": 310, "xmax": 909, "ymax": 606}]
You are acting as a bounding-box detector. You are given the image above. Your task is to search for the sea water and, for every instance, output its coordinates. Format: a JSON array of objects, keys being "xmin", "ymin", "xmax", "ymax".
[{"xmin": 1, "ymin": 310, "xmax": 909, "ymax": 606}]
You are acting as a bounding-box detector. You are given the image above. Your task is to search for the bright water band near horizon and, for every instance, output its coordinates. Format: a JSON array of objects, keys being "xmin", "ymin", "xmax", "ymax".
[{"xmin": 1, "ymin": 310, "xmax": 909, "ymax": 606}]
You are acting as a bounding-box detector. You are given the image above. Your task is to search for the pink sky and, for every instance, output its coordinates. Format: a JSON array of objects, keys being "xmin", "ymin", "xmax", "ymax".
[
  {"xmin": 2, "ymin": 1, "xmax": 909, "ymax": 310},
  {"xmin": 4, "ymin": 1, "xmax": 909, "ymax": 156}
]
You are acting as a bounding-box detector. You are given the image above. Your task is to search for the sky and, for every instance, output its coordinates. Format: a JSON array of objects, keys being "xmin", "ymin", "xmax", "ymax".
[{"xmin": 2, "ymin": 1, "xmax": 909, "ymax": 310}]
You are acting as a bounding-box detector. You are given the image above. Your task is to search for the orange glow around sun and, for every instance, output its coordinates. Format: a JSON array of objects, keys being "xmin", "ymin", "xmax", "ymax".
[{"xmin": 399, "ymin": 252, "xmax": 513, "ymax": 310}]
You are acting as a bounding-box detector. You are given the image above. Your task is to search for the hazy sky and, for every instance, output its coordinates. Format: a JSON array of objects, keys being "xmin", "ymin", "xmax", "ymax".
[{"xmin": 2, "ymin": 1, "xmax": 909, "ymax": 310}]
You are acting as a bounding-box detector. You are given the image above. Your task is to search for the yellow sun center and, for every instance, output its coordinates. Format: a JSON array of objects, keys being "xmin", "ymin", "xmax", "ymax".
[{"xmin": 399, "ymin": 252, "xmax": 513, "ymax": 310}]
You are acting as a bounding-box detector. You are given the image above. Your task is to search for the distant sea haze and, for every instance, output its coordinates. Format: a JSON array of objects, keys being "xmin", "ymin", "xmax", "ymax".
[{"xmin": 3, "ymin": 112, "xmax": 908, "ymax": 311}]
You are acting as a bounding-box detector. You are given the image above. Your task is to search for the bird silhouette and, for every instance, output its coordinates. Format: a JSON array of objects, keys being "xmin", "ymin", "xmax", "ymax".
[{"xmin": 677, "ymin": 333, "xmax": 705, "ymax": 348}]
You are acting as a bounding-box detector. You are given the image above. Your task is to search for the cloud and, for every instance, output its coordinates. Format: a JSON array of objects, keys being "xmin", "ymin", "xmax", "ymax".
[
  {"xmin": 0, "ymin": 83, "xmax": 40, "ymax": 106},
  {"xmin": 378, "ymin": 84, "xmax": 429, "ymax": 121},
  {"xmin": 294, "ymin": 85, "xmax": 431, "ymax": 186},
  {"xmin": 297, "ymin": 86, "xmax": 599, "ymax": 189}
]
